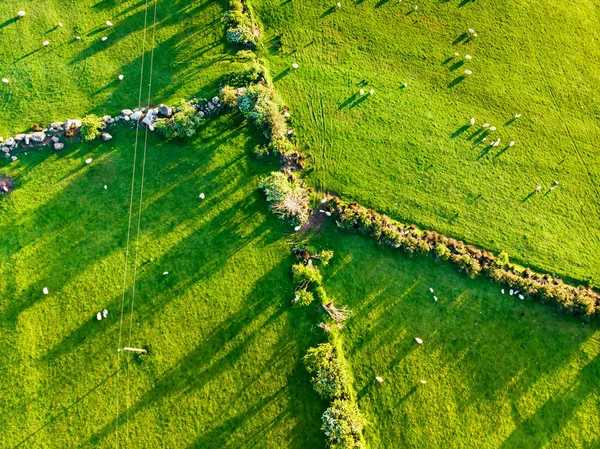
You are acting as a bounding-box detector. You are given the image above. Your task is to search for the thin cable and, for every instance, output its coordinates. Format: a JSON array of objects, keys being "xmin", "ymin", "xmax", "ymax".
[
  {"xmin": 124, "ymin": 0, "xmax": 159, "ymax": 445},
  {"xmin": 114, "ymin": 0, "xmax": 151, "ymax": 447}
]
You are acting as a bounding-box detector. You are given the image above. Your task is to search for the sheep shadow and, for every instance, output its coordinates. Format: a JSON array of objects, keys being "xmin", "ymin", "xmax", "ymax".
[
  {"xmin": 458, "ymin": 0, "xmax": 474, "ymax": 7},
  {"xmin": 520, "ymin": 190, "xmax": 537, "ymax": 203},
  {"xmin": 441, "ymin": 57, "xmax": 455, "ymax": 65},
  {"xmin": 494, "ymin": 145, "xmax": 511, "ymax": 158},
  {"xmin": 449, "ymin": 60, "xmax": 465, "ymax": 71},
  {"xmin": 453, "ymin": 33, "xmax": 468, "ymax": 45},
  {"xmin": 339, "ymin": 93, "xmax": 359, "ymax": 110},
  {"xmin": 273, "ymin": 68, "xmax": 291, "ymax": 83},
  {"xmin": 476, "ymin": 144, "xmax": 494, "ymax": 160},
  {"xmin": 448, "ymin": 75, "xmax": 466, "ymax": 88},
  {"xmin": 349, "ymin": 95, "xmax": 370, "ymax": 109},
  {"xmin": 376, "ymin": 0, "xmax": 391, "ymax": 7},
  {"xmin": 450, "ymin": 125, "xmax": 470, "ymax": 138},
  {"xmin": 467, "ymin": 129, "xmax": 484, "ymax": 141},
  {"xmin": 321, "ymin": 6, "xmax": 337, "ymax": 17},
  {"xmin": 0, "ymin": 17, "xmax": 18, "ymax": 30},
  {"xmin": 504, "ymin": 117, "xmax": 517, "ymax": 126}
]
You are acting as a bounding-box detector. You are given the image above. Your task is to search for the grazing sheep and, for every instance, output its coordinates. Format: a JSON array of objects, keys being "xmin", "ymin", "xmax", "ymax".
[
  {"xmin": 18, "ymin": 11, "xmax": 26, "ymax": 17},
  {"xmin": 509, "ymin": 289, "xmax": 514, "ymax": 295},
  {"xmin": 470, "ymin": 118, "xmax": 475, "ymax": 125},
  {"xmin": 375, "ymin": 376, "xmax": 383, "ymax": 383},
  {"xmin": 493, "ymin": 138, "xmax": 501, "ymax": 146},
  {"xmin": 535, "ymin": 185, "xmax": 542, "ymax": 191},
  {"xmin": 106, "ymin": 20, "xmax": 114, "ymax": 26},
  {"xmin": 294, "ymin": 225, "xmax": 301, "ymax": 231},
  {"xmin": 429, "ymin": 288, "xmax": 434, "ymax": 293},
  {"xmin": 489, "ymin": 126, "xmax": 496, "ymax": 131},
  {"xmin": 43, "ymin": 287, "xmax": 49, "ymax": 295},
  {"xmin": 103, "ymin": 309, "xmax": 108, "ymax": 318},
  {"xmin": 464, "ymin": 69, "xmax": 472, "ymax": 76},
  {"xmin": 420, "ymin": 380, "xmax": 427, "ymax": 384},
  {"xmin": 369, "ymin": 89, "xmax": 375, "ymax": 94},
  {"xmin": 415, "ymin": 337, "xmax": 423, "ymax": 344},
  {"xmin": 1, "ymin": 78, "xmax": 8, "ymax": 84},
  {"xmin": 501, "ymin": 289, "xmax": 505, "ymax": 294},
  {"xmin": 468, "ymin": 28, "xmax": 475, "ymax": 34},
  {"xmin": 482, "ymin": 123, "xmax": 489, "ymax": 128},
  {"xmin": 85, "ymin": 158, "xmax": 93, "ymax": 164},
  {"xmin": 434, "ymin": 296, "xmax": 438, "ymax": 301},
  {"xmin": 118, "ymin": 74, "xmax": 124, "ymax": 81},
  {"xmin": 101, "ymin": 36, "xmax": 108, "ymax": 41},
  {"xmin": 509, "ymin": 141, "xmax": 515, "ymax": 147},
  {"xmin": 359, "ymin": 89, "xmax": 365, "ymax": 95},
  {"xmin": 292, "ymin": 63, "xmax": 299, "ymax": 69},
  {"xmin": 43, "ymin": 41, "xmax": 50, "ymax": 46},
  {"xmin": 465, "ymin": 55, "xmax": 472, "ymax": 61},
  {"xmin": 514, "ymin": 113, "xmax": 521, "ymax": 119},
  {"xmin": 97, "ymin": 312, "xmax": 103, "ymax": 321},
  {"xmin": 199, "ymin": 192, "xmax": 205, "ymax": 199},
  {"xmin": 454, "ymin": 52, "xmax": 460, "ymax": 57}
]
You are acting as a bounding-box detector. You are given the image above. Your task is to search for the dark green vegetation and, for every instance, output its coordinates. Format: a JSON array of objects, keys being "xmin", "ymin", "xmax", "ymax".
[
  {"xmin": 311, "ymin": 223, "xmax": 600, "ymax": 448},
  {"xmin": 0, "ymin": 118, "xmax": 324, "ymax": 448},
  {"xmin": 254, "ymin": 0, "xmax": 600, "ymax": 283}
]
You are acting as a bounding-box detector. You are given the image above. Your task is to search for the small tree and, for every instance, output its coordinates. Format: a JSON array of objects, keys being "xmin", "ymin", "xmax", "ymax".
[
  {"xmin": 304, "ymin": 344, "xmax": 349, "ymax": 400},
  {"xmin": 292, "ymin": 263, "xmax": 322, "ymax": 290},
  {"xmin": 321, "ymin": 399, "xmax": 365, "ymax": 449},
  {"xmin": 80, "ymin": 114, "xmax": 103, "ymax": 141}
]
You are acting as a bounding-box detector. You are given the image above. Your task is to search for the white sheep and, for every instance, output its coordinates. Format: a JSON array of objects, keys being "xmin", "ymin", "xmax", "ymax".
[
  {"xmin": 465, "ymin": 55, "xmax": 472, "ymax": 61},
  {"xmin": 17, "ymin": 11, "xmax": 26, "ymax": 17},
  {"xmin": 359, "ymin": 89, "xmax": 365, "ymax": 95},
  {"xmin": 97, "ymin": 312, "xmax": 103, "ymax": 321},
  {"xmin": 106, "ymin": 20, "xmax": 114, "ymax": 26},
  {"xmin": 415, "ymin": 337, "xmax": 423, "ymax": 344},
  {"xmin": 101, "ymin": 36, "xmax": 108, "ymax": 41},
  {"xmin": 470, "ymin": 118, "xmax": 475, "ymax": 125},
  {"xmin": 489, "ymin": 126, "xmax": 496, "ymax": 131},
  {"xmin": 535, "ymin": 185, "xmax": 542, "ymax": 191},
  {"xmin": 118, "ymin": 74, "xmax": 124, "ymax": 81},
  {"xmin": 509, "ymin": 141, "xmax": 515, "ymax": 147},
  {"xmin": 369, "ymin": 89, "xmax": 375, "ymax": 95},
  {"xmin": 464, "ymin": 69, "xmax": 472, "ymax": 76},
  {"xmin": 292, "ymin": 63, "xmax": 299, "ymax": 69},
  {"xmin": 468, "ymin": 28, "xmax": 475, "ymax": 34},
  {"xmin": 375, "ymin": 376, "xmax": 383, "ymax": 383},
  {"xmin": 482, "ymin": 123, "xmax": 489, "ymax": 128},
  {"xmin": 1, "ymin": 78, "xmax": 9, "ymax": 84},
  {"xmin": 43, "ymin": 41, "xmax": 50, "ymax": 46}
]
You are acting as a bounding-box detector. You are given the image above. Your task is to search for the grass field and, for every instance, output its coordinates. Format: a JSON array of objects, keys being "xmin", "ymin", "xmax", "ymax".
[
  {"xmin": 254, "ymin": 0, "xmax": 600, "ymax": 283},
  {"xmin": 0, "ymin": 116, "xmax": 326, "ymax": 448},
  {"xmin": 1, "ymin": 0, "xmax": 599, "ymax": 447},
  {"xmin": 311, "ymin": 224, "xmax": 600, "ymax": 448},
  {"xmin": 0, "ymin": 0, "xmax": 231, "ymax": 136}
]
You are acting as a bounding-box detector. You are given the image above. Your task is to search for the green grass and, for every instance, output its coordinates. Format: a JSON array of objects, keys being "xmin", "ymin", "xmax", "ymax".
[
  {"xmin": 0, "ymin": 0, "xmax": 231, "ymax": 136},
  {"xmin": 254, "ymin": 0, "xmax": 600, "ymax": 283},
  {"xmin": 311, "ymin": 224, "xmax": 600, "ymax": 448},
  {"xmin": 0, "ymin": 116, "xmax": 325, "ymax": 448},
  {"xmin": 2, "ymin": 0, "xmax": 599, "ymax": 447}
]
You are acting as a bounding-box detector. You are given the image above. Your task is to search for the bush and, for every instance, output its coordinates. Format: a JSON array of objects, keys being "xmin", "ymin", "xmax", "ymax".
[
  {"xmin": 259, "ymin": 172, "xmax": 309, "ymax": 224},
  {"xmin": 451, "ymin": 253, "xmax": 482, "ymax": 278},
  {"xmin": 155, "ymin": 101, "xmax": 204, "ymax": 139},
  {"xmin": 220, "ymin": 85, "xmax": 239, "ymax": 108},
  {"xmin": 224, "ymin": 0, "xmax": 259, "ymax": 48},
  {"xmin": 496, "ymin": 251, "xmax": 510, "ymax": 267},
  {"xmin": 222, "ymin": 60, "xmax": 268, "ymax": 87},
  {"xmin": 321, "ymin": 399, "xmax": 365, "ymax": 449},
  {"xmin": 304, "ymin": 344, "xmax": 349, "ymax": 400},
  {"xmin": 292, "ymin": 263, "xmax": 322, "ymax": 288},
  {"xmin": 237, "ymin": 84, "xmax": 288, "ymax": 143},
  {"xmin": 293, "ymin": 289, "xmax": 315, "ymax": 307},
  {"xmin": 319, "ymin": 250, "xmax": 335, "ymax": 266},
  {"xmin": 434, "ymin": 243, "xmax": 451, "ymax": 260},
  {"xmin": 80, "ymin": 114, "xmax": 103, "ymax": 141}
]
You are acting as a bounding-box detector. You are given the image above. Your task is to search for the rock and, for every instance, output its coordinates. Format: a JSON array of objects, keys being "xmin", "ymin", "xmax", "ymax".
[
  {"xmin": 5, "ymin": 137, "xmax": 15, "ymax": 146},
  {"xmin": 14, "ymin": 134, "xmax": 26, "ymax": 142},
  {"xmin": 121, "ymin": 109, "xmax": 133, "ymax": 116},
  {"xmin": 212, "ymin": 96, "xmax": 220, "ymax": 105},
  {"xmin": 107, "ymin": 118, "xmax": 115, "ymax": 125},
  {"xmin": 72, "ymin": 119, "xmax": 82, "ymax": 128},
  {"xmin": 158, "ymin": 104, "xmax": 172, "ymax": 117},
  {"xmin": 198, "ymin": 110, "xmax": 205, "ymax": 117},
  {"xmin": 53, "ymin": 142, "xmax": 64, "ymax": 151},
  {"xmin": 31, "ymin": 132, "xmax": 46, "ymax": 143},
  {"xmin": 50, "ymin": 122, "xmax": 64, "ymax": 130},
  {"xmin": 207, "ymin": 102, "xmax": 215, "ymax": 110},
  {"xmin": 24, "ymin": 135, "xmax": 31, "ymax": 145},
  {"xmin": 11, "ymin": 155, "xmax": 17, "ymax": 161},
  {"xmin": 142, "ymin": 109, "xmax": 157, "ymax": 130},
  {"xmin": 1, "ymin": 147, "xmax": 9, "ymax": 153},
  {"xmin": 124, "ymin": 115, "xmax": 131, "ymax": 121},
  {"xmin": 101, "ymin": 132, "xmax": 112, "ymax": 141},
  {"xmin": 51, "ymin": 136, "xmax": 60, "ymax": 143},
  {"xmin": 64, "ymin": 119, "xmax": 73, "ymax": 130},
  {"xmin": 102, "ymin": 115, "xmax": 111, "ymax": 121},
  {"xmin": 130, "ymin": 111, "xmax": 143, "ymax": 121}
]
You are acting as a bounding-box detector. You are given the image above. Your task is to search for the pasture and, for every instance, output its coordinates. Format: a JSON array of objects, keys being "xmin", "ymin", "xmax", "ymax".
[{"xmin": 254, "ymin": 0, "xmax": 600, "ymax": 283}]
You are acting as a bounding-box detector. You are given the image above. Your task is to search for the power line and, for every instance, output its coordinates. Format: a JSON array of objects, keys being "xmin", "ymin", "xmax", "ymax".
[
  {"xmin": 114, "ymin": 0, "xmax": 151, "ymax": 447},
  {"xmin": 124, "ymin": 0, "xmax": 159, "ymax": 445}
]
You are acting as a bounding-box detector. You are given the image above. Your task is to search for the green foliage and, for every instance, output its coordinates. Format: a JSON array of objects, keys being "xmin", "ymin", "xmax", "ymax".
[
  {"xmin": 224, "ymin": 0, "xmax": 259, "ymax": 48},
  {"xmin": 293, "ymin": 289, "xmax": 315, "ymax": 307},
  {"xmin": 222, "ymin": 60, "xmax": 268, "ymax": 87},
  {"xmin": 496, "ymin": 251, "xmax": 510, "ymax": 266},
  {"xmin": 80, "ymin": 114, "xmax": 103, "ymax": 142},
  {"xmin": 434, "ymin": 243, "xmax": 451, "ymax": 260},
  {"xmin": 155, "ymin": 101, "xmax": 204, "ymax": 139},
  {"xmin": 321, "ymin": 399, "xmax": 365, "ymax": 449},
  {"xmin": 319, "ymin": 249, "xmax": 334, "ymax": 266},
  {"xmin": 292, "ymin": 263, "xmax": 322, "ymax": 287},
  {"xmin": 220, "ymin": 85, "xmax": 240, "ymax": 108},
  {"xmin": 304, "ymin": 344, "xmax": 349, "ymax": 400},
  {"xmin": 259, "ymin": 172, "xmax": 309, "ymax": 224},
  {"xmin": 237, "ymin": 84, "xmax": 289, "ymax": 143}
]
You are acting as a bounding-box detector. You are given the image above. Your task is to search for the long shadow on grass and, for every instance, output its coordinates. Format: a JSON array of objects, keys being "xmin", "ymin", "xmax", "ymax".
[{"xmin": 309, "ymin": 224, "xmax": 600, "ymax": 445}]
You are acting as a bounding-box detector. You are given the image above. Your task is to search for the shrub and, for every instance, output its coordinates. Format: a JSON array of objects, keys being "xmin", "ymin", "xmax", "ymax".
[
  {"xmin": 259, "ymin": 172, "xmax": 309, "ymax": 224},
  {"xmin": 80, "ymin": 114, "xmax": 103, "ymax": 141},
  {"xmin": 237, "ymin": 84, "xmax": 288, "ymax": 143},
  {"xmin": 451, "ymin": 253, "xmax": 482, "ymax": 278},
  {"xmin": 434, "ymin": 243, "xmax": 451, "ymax": 260},
  {"xmin": 220, "ymin": 85, "xmax": 239, "ymax": 108},
  {"xmin": 314, "ymin": 285, "xmax": 330, "ymax": 304},
  {"xmin": 496, "ymin": 251, "xmax": 510, "ymax": 267},
  {"xmin": 321, "ymin": 399, "xmax": 365, "ymax": 449},
  {"xmin": 293, "ymin": 289, "xmax": 315, "ymax": 307},
  {"xmin": 224, "ymin": 0, "xmax": 259, "ymax": 48},
  {"xmin": 304, "ymin": 344, "xmax": 349, "ymax": 400},
  {"xmin": 222, "ymin": 60, "xmax": 268, "ymax": 87},
  {"xmin": 319, "ymin": 250, "xmax": 335, "ymax": 266},
  {"xmin": 155, "ymin": 101, "xmax": 204, "ymax": 139},
  {"xmin": 292, "ymin": 263, "xmax": 322, "ymax": 289}
]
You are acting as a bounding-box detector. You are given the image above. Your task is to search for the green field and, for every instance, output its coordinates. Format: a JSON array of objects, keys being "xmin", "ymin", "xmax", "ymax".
[
  {"xmin": 254, "ymin": 0, "xmax": 600, "ymax": 283},
  {"xmin": 1, "ymin": 0, "xmax": 599, "ymax": 447},
  {"xmin": 313, "ymin": 225, "xmax": 600, "ymax": 448}
]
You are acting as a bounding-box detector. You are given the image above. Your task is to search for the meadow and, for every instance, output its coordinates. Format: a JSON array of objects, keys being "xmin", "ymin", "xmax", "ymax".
[
  {"xmin": 254, "ymin": 0, "xmax": 600, "ymax": 283},
  {"xmin": 1, "ymin": 0, "xmax": 599, "ymax": 447}
]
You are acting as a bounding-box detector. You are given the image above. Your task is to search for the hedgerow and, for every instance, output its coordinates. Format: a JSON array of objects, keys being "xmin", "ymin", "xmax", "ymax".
[
  {"xmin": 224, "ymin": 0, "xmax": 260, "ymax": 48},
  {"xmin": 329, "ymin": 198, "xmax": 600, "ymax": 318},
  {"xmin": 155, "ymin": 101, "xmax": 204, "ymax": 139},
  {"xmin": 304, "ymin": 343, "xmax": 350, "ymax": 400},
  {"xmin": 321, "ymin": 399, "xmax": 366, "ymax": 449}
]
